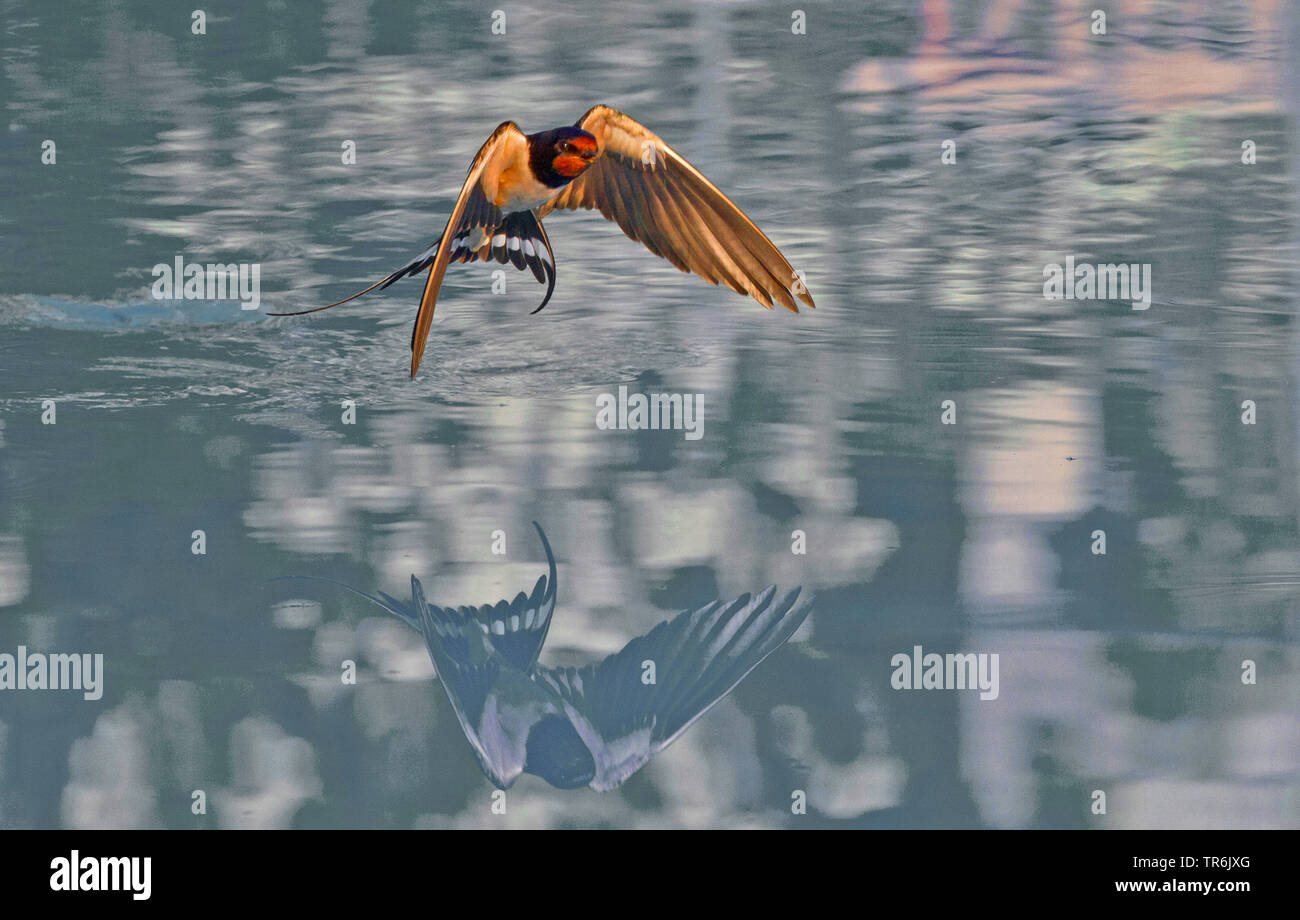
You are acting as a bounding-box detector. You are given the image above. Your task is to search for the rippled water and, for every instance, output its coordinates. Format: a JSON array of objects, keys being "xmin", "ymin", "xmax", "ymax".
[{"xmin": 1, "ymin": 0, "xmax": 1298, "ymax": 828}]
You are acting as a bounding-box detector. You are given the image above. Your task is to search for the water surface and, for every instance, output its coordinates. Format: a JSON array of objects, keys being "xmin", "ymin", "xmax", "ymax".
[{"xmin": 0, "ymin": 0, "xmax": 1297, "ymax": 828}]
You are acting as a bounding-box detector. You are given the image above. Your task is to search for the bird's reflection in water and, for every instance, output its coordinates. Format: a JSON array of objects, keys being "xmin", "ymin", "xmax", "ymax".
[{"xmin": 277, "ymin": 523, "xmax": 813, "ymax": 791}]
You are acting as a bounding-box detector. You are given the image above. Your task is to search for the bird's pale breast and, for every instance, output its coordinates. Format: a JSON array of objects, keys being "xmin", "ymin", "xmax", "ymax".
[{"xmin": 492, "ymin": 161, "xmax": 559, "ymax": 213}]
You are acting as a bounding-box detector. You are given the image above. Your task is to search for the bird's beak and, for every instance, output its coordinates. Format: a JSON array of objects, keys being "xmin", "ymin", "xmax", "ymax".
[{"xmin": 579, "ymin": 147, "xmax": 598, "ymax": 161}]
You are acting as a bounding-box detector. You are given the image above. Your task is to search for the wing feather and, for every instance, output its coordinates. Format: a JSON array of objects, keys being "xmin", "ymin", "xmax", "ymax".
[
  {"xmin": 408, "ymin": 576, "xmax": 520, "ymax": 789},
  {"xmin": 409, "ymin": 121, "xmax": 523, "ymax": 378},
  {"xmin": 540, "ymin": 105, "xmax": 814, "ymax": 313},
  {"xmin": 534, "ymin": 586, "xmax": 812, "ymax": 790}
]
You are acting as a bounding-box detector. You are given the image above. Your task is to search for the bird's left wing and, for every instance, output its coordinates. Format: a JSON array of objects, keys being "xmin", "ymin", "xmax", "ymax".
[
  {"xmin": 539, "ymin": 105, "xmax": 815, "ymax": 313},
  {"xmin": 534, "ymin": 585, "xmax": 812, "ymax": 790}
]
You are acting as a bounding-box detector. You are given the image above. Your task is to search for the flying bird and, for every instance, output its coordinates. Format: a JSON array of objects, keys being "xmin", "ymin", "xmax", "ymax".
[
  {"xmin": 269, "ymin": 105, "xmax": 815, "ymax": 377},
  {"xmin": 277, "ymin": 523, "xmax": 812, "ymax": 791}
]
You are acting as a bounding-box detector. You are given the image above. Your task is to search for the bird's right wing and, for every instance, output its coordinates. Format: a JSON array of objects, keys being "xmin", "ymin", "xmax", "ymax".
[
  {"xmin": 408, "ymin": 121, "xmax": 526, "ymax": 378},
  {"xmin": 267, "ymin": 125, "xmax": 511, "ymax": 323},
  {"xmin": 534, "ymin": 585, "xmax": 812, "ymax": 791},
  {"xmin": 269, "ymin": 121, "xmax": 557, "ymax": 375}
]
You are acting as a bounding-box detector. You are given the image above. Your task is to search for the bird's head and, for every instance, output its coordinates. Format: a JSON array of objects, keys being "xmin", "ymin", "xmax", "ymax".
[
  {"xmin": 524, "ymin": 715, "xmax": 596, "ymax": 789},
  {"xmin": 530, "ymin": 126, "xmax": 599, "ymax": 184}
]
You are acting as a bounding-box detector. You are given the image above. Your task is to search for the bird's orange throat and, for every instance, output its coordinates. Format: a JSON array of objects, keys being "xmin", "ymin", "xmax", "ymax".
[{"xmin": 552, "ymin": 154, "xmax": 593, "ymax": 179}]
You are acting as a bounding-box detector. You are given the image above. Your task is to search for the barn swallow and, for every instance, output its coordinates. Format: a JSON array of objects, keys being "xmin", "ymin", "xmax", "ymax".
[
  {"xmin": 269, "ymin": 105, "xmax": 815, "ymax": 378},
  {"xmin": 276, "ymin": 523, "xmax": 812, "ymax": 791}
]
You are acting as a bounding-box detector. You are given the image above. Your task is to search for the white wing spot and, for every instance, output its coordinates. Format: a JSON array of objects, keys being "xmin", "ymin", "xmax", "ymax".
[
  {"xmin": 491, "ymin": 233, "xmax": 506, "ymax": 249},
  {"xmin": 492, "ymin": 620, "xmax": 506, "ymax": 636},
  {"xmin": 507, "ymin": 237, "xmax": 521, "ymax": 251},
  {"xmin": 509, "ymin": 614, "xmax": 520, "ymax": 631}
]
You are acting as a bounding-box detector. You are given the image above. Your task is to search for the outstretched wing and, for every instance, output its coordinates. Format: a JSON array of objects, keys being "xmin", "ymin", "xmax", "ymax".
[
  {"xmin": 409, "ymin": 576, "xmax": 523, "ymax": 789},
  {"xmin": 457, "ymin": 521, "xmax": 559, "ymax": 673},
  {"xmin": 539, "ymin": 105, "xmax": 815, "ymax": 313},
  {"xmin": 408, "ymin": 120, "xmax": 529, "ymax": 379},
  {"xmin": 534, "ymin": 585, "xmax": 812, "ymax": 791}
]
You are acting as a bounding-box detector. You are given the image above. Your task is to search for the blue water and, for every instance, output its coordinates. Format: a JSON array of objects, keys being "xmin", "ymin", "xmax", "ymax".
[{"xmin": 0, "ymin": 0, "xmax": 1297, "ymax": 828}]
